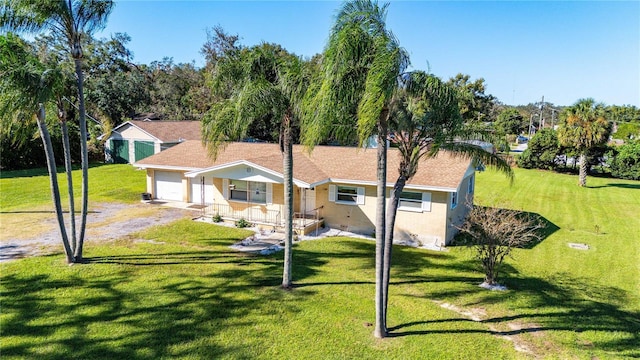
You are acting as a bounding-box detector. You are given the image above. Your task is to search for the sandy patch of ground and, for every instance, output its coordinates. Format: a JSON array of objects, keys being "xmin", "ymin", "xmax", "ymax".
[
  {"xmin": 434, "ymin": 300, "xmax": 547, "ymax": 359},
  {"xmin": 0, "ymin": 202, "xmax": 191, "ymax": 262}
]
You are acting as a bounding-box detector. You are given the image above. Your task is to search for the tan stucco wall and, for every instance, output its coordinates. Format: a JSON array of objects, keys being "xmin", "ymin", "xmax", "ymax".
[
  {"xmin": 314, "ymin": 183, "xmax": 377, "ymax": 236},
  {"xmin": 315, "ymin": 182, "xmax": 460, "ymax": 247},
  {"xmin": 145, "ymin": 169, "xmax": 474, "ymax": 246},
  {"xmin": 444, "ymin": 174, "xmax": 474, "ymax": 244},
  {"xmin": 146, "ymin": 169, "xmax": 154, "ymax": 196},
  {"xmin": 393, "ymin": 191, "xmax": 449, "ymax": 247}
]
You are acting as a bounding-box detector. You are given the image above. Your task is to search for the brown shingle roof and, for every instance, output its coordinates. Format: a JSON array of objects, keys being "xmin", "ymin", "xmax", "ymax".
[
  {"xmin": 136, "ymin": 141, "xmax": 471, "ymax": 190},
  {"xmin": 129, "ymin": 120, "xmax": 201, "ymax": 142}
]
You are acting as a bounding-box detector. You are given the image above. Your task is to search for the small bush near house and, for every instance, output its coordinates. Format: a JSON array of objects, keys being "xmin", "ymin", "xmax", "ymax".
[
  {"xmin": 212, "ymin": 213, "xmax": 223, "ymax": 223},
  {"xmin": 236, "ymin": 218, "xmax": 250, "ymax": 228}
]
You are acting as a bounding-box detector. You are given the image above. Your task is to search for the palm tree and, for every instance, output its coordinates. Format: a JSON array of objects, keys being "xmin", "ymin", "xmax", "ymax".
[
  {"xmin": 202, "ymin": 43, "xmax": 310, "ymax": 289},
  {"xmin": 302, "ymin": 0, "xmax": 408, "ymax": 338},
  {"xmin": 0, "ymin": 33, "xmax": 75, "ymax": 263},
  {"xmin": 557, "ymin": 98, "xmax": 610, "ymax": 187},
  {"xmin": 383, "ymin": 72, "xmax": 513, "ymax": 325},
  {"xmin": 2, "ymin": 0, "xmax": 115, "ymax": 261}
]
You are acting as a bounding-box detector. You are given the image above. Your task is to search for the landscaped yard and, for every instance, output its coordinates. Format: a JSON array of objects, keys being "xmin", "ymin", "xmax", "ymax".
[{"xmin": 1, "ymin": 165, "xmax": 639, "ymax": 359}]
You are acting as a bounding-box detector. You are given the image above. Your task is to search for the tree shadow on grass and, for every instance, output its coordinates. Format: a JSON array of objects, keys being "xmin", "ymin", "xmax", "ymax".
[
  {"xmin": 389, "ymin": 265, "xmax": 640, "ymax": 358},
  {"xmin": 450, "ymin": 207, "xmax": 560, "ymax": 249},
  {"xmin": 588, "ymin": 182, "xmax": 640, "ymax": 190},
  {"xmin": 0, "ymin": 255, "xmax": 319, "ymax": 359}
]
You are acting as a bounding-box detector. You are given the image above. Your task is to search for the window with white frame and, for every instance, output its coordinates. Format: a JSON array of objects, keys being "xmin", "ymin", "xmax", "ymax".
[
  {"xmin": 229, "ymin": 180, "xmax": 267, "ymax": 204},
  {"xmin": 337, "ymin": 186, "xmax": 358, "ymax": 203},
  {"xmin": 468, "ymin": 175, "xmax": 475, "ymax": 194},
  {"xmin": 451, "ymin": 191, "xmax": 458, "ymax": 209},
  {"xmin": 399, "ymin": 191, "xmax": 422, "ymax": 210},
  {"xmin": 329, "ymin": 184, "xmax": 365, "ymax": 205},
  {"xmin": 397, "ymin": 191, "xmax": 431, "ymax": 212}
]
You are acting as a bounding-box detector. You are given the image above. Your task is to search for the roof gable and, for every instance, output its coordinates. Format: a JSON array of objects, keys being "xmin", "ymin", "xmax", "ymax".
[{"xmin": 111, "ymin": 120, "xmax": 201, "ymax": 143}]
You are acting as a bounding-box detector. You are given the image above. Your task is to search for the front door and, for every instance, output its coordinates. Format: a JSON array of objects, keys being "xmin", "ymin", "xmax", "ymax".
[{"xmin": 301, "ymin": 189, "xmax": 316, "ymax": 214}]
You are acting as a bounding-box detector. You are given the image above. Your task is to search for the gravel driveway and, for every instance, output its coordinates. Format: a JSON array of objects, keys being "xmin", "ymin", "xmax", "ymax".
[{"xmin": 0, "ymin": 202, "xmax": 192, "ymax": 263}]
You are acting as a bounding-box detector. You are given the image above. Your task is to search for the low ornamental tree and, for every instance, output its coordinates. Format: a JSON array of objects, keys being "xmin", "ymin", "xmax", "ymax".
[{"xmin": 456, "ymin": 203, "xmax": 544, "ymax": 287}]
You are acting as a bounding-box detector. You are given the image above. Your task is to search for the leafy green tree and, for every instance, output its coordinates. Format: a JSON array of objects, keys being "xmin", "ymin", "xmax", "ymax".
[
  {"xmin": 2, "ymin": 0, "xmax": 114, "ymax": 262},
  {"xmin": 302, "ymin": 0, "xmax": 409, "ymax": 338},
  {"xmin": 0, "ymin": 33, "xmax": 75, "ymax": 263},
  {"xmin": 83, "ymin": 33, "xmax": 149, "ymax": 126},
  {"xmin": 607, "ymin": 140, "xmax": 640, "ymax": 180},
  {"xmin": 517, "ymin": 128, "xmax": 561, "ymax": 170},
  {"xmin": 606, "ymin": 104, "xmax": 640, "ymax": 124},
  {"xmin": 202, "ymin": 42, "xmax": 311, "ymax": 289},
  {"xmin": 557, "ymin": 98, "xmax": 611, "ymax": 187},
  {"xmin": 447, "ymin": 73, "xmax": 498, "ymax": 123},
  {"xmin": 612, "ymin": 122, "xmax": 640, "ymax": 141},
  {"xmin": 495, "ymin": 108, "xmax": 525, "ymax": 136},
  {"xmin": 146, "ymin": 58, "xmax": 207, "ymax": 120}
]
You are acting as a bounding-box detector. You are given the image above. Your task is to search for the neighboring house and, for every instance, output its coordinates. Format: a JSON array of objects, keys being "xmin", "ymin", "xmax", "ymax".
[
  {"xmin": 103, "ymin": 120, "xmax": 201, "ymax": 163},
  {"xmin": 135, "ymin": 141, "xmax": 476, "ymax": 247}
]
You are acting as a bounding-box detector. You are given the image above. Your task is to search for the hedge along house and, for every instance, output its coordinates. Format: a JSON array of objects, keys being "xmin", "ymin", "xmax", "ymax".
[
  {"xmin": 103, "ymin": 120, "xmax": 201, "ymax": 163},
  {"xmin": 135, "ymin": 140, "xmax": 476, "ymax": 247}
]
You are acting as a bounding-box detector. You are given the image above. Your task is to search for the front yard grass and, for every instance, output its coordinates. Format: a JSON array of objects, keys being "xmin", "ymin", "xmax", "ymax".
[
  {"xmin": 0, "ymin": 164, "xmax": 146, "ymax": 240},
  {"xmin": 1, "ymin": 165, "xmax": 639, "ymax": 359}
]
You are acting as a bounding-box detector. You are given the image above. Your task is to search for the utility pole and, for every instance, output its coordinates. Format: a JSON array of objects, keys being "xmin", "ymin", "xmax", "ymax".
[
  {"xmin": 529, "ymin": 113, "xmax": 534, "ymax": 138},
  {"xmin": 540, "ymin": 95, "xmax": 545, "ymax": 129}
]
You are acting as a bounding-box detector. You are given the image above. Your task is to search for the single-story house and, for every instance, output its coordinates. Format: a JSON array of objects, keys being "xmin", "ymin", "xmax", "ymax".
[
  {"xmin": 104, "ymin": 120, "xmax": 201, "ymax": 163},
  {"xmin": 135, "ymin": 141, "xmax": 476, "ymax": 247}
]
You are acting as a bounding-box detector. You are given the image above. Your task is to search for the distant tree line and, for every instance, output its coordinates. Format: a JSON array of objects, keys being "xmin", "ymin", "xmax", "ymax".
[
  {"xmin": 2, "ymin": 25, "xmax": 639, "ymax": 171},
  {"xmin": 516, "ymin": 100, "xmax": 640, "ymax": 182}
]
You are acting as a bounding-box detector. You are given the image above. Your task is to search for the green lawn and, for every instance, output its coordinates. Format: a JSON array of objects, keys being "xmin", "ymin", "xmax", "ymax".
[
  {"xmin": 0, "ymin": 164, "xmax": 147, "ymax": 212},
  {"xmin": 1, "ymin": 166, "xmax": 639, "ymax": 359}
]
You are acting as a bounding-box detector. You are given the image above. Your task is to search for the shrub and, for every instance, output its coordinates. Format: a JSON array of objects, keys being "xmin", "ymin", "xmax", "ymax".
[
  {"xmin": 456, "ymin": 204, "xmax": 544, "ymax": 287},
  {"xmin": 607, "ymin": 140, "xmax": 640, "ymax": 180},
  {"xmin": 212, "ymin": 214, "xmax": 223, "ymax": 223},
  {"xmin": 516, "ymin": 129, "xmax": 561, "ymax": 170},
  {"xmin": 236, "ymin": 218, "xmax": 251, "ymax": 228}
]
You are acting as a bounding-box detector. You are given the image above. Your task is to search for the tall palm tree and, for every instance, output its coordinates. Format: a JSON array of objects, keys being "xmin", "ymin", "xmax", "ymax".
[
  {"xmin": 2, "ymin": 0, "xmax": 115, "ymax": 261},
  {"xmin": 383, "ymin": 72, "xmax": 513, "ymax": 325},
  {"xmin": 0, "ymin": 33, "xmax": 75, "ymax": 263},
  {"xmin": 557, "ymin": 98, "xmax": 610, "ymax": 187},
  {"xmin": 302, "ymin": 0, "xmax": 408, "ymax": 338},
  {"xmin": 202, "ymin": 43, "xmax": 310, "ymax": 289}
]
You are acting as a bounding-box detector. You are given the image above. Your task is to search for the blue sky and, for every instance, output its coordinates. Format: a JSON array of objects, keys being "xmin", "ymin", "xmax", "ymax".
[{"xmin": 97, "ymin": 1, "xmax": 640, "ymax": 107}]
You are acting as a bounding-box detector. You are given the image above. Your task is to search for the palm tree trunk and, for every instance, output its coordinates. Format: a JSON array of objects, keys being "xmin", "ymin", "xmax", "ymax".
[
  {"xmin": 578, "ymin": 152, "xmax": 588, "ymax": 187},
  {"xmin": 36, "ymin": 105, "xmax": 74, "ymax": 263},
  {"xmin": 281, "ymin": 113, "xmax": 294, "ymax": 289},
  {"xmin": 74, "ymin": 58, "xmax": 89, "ymax": 262},
  {"xmin": 382, "ymin": 175, "xmax": 406, "ymax": 326},
  {"xmin": 61, "ymin": 120, "xmax": 77, "ymax": 252},
  {"xmin": 374, "ymin": 119, "xmax": 388, "ymax": 338}
]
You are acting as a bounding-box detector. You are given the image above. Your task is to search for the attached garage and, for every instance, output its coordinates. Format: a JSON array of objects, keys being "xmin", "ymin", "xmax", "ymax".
[{"xmin": 154, "ymin": 171, "xmax": 184, "ymax": 201}]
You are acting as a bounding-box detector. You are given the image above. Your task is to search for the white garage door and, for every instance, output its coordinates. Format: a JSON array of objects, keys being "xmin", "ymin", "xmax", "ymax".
[
  {"xmin": 190, "ymin": 176, "xmax": 214, "ymax": 205},
  {"xmin": 155, "ymin": 171, "xmax": 183, "ymax": 201}
]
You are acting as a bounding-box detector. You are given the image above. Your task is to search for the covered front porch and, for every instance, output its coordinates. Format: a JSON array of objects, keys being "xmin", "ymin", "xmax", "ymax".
[{"xmin": 185, "ymin": 161, "xmax": 324, "ymax": 235}]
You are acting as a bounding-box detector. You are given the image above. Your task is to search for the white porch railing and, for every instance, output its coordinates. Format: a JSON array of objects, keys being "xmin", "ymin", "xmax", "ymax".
[{"xmin": 203, "ymin": 203, "xmax": 281, "ymax": 226}]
